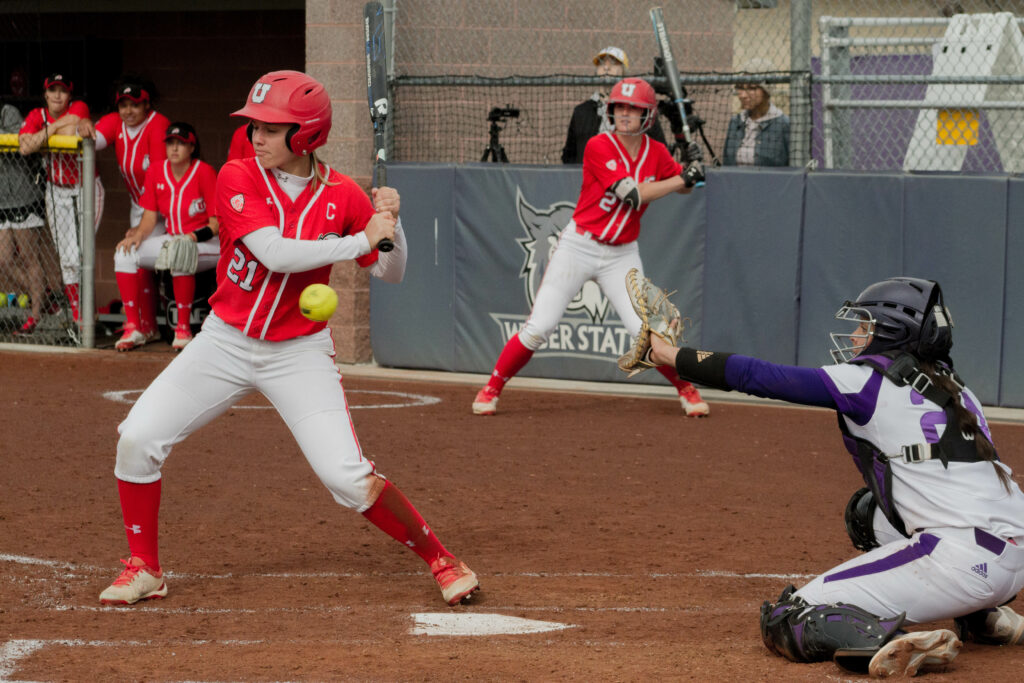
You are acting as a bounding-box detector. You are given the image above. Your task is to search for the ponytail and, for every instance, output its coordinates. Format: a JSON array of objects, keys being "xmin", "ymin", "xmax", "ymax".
[
  {"xmin": 310, "ymin": 151, "xmax": 338, "ymax": 191},
  {"xmin": 920, "ymin": 361, "xmax": 1010, "ymax": 492}
]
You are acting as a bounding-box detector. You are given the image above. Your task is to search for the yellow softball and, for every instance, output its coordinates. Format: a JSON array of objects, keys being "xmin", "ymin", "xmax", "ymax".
[{"xmin": 299, "ymin": 284, "xmax": 338, "ymax": 322}]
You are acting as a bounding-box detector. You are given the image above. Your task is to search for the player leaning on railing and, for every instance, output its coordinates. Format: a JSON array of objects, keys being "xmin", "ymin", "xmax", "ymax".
[{"xmin": 18, "ymin": 72, "xmax": 105, "ymax": 328}]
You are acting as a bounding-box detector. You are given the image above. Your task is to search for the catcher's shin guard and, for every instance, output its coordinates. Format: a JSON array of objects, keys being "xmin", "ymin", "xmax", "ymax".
[{"xmin": 760, "ymin": 585, "xmax": 905, "ymax": 665}]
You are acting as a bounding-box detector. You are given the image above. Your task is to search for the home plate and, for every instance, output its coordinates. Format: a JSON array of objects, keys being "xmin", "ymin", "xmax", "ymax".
[{"xmin": 410, "ymin": 613, "xmax": 575, "ymax": 636}]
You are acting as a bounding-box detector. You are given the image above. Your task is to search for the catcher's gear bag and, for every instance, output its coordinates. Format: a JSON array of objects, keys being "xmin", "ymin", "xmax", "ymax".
[
  {"xmin": 760, "ymin": 584, "xmax": 905, "ymax": 672},
  {"xmin": 618, "ymin": 268, "xmax": 682, "ymax": 377},
  {"xmin": 155, "ymin": 234, "xmax": 199, "ymax": 274}
]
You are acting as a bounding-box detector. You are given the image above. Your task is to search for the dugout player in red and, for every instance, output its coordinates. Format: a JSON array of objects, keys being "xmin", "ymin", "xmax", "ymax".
[
  {"xmin": 114, "ymin": 122, "xmax": 220, "ymax": 351},
  {"xmin": 98, "ymin": 70, "xmax": 480, "ymax": 607},
  {"xmin": 82, "ymin": 78, "xmax": 171, "ymax": 341},
  {"xmin": 226, "ymin": 122, "xmax": 255, "ymax": 162},
  {"xmin": 473, "ymin": 77, "xmax": 709, "ymax": 417},
  {"xmin": 18, "ymin": 72, "xmax": 105, "ymax": 325}
]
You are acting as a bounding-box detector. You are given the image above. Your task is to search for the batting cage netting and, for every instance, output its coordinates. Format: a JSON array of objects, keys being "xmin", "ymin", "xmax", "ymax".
[
  {"xmin": 386, "ymin": 0, "xmax": 1024, "ymax": 173},
  {"xmin": 391, "ymin": 74, "xmax": 795, "ymax": 167}
]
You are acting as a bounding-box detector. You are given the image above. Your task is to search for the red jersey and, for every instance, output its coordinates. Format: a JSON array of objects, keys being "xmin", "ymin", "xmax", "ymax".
[
  {"xmin": 572, "ymin": 132, "xmax": 682, "ymax": 245},
  {"xmin": 139, "ymin": 159, "xmax": 218, "ymax": 236},
  {"xmin": 95, "ymin": 110, "xmax": 171, "ymax": 205},
  {"xmin": 226, "ymin": 124, "xmax": 254, "ymax": 162},
  {"xmin": 20, "ymin": 101, "xmax": 91, "ymax": 186},
  {"xmin": 210, "ymin": 158, "xmax": 380, "ymax": 341}
]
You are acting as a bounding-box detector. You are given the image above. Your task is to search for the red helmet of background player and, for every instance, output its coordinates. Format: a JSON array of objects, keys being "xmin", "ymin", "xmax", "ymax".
[
  {"xmin": 233, "ymin": 70, "xmax": 332, "ymax": 156},
  {"xmin": 606, "ymin": 77, "xmax": 657, "ymax": 134}
]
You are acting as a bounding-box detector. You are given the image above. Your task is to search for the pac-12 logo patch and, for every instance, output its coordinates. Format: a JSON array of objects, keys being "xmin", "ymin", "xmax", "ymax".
[
  {"xmin": 230, "ymin": 194, "xmax": 245, "ymax": 212},
  {"xmin": 606, "ymin": 160, "xmax": 617, "ymax": 172}
]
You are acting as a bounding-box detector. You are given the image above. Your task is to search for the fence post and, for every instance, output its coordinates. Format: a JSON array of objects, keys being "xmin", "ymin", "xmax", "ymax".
[
  {"xmin": 80, "ymin": 137, "xmax": 95, "ymax": 349},
  {"xmin": 790, "ymin": 0, "xmax": 812, "ymax": 167}
]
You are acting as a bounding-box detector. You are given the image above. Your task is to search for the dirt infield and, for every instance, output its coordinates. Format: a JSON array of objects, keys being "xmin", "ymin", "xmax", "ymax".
[{"xmin": 3, "ymin": 348, "xmax": 1024, "ymax": 681}]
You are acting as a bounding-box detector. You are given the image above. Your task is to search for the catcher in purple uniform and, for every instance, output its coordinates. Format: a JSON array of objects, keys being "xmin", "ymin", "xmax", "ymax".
[{"xmin": 622, "ymin": 270, "xmax": 1024, "ymax": 677}]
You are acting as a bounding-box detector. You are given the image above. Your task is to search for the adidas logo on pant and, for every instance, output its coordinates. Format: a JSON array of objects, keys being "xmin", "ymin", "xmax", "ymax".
[{"xmin": 971, "ymin": 562, "xmax": 988, "ymax": 578}]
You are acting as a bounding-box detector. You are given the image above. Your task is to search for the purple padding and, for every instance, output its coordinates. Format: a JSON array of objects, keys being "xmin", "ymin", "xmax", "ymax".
[
  {"xmin": 975, "ymin": 528, "xmax": 1006, "ymax": 555},
  {"xmin": 824, "ymin": 534, "xmax": 939, "ymax": 583}
]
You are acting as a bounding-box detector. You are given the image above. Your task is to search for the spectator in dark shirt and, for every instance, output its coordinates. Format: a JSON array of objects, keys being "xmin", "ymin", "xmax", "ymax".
[{"xmin": 562, "ymin": 47, "xmax": 669, "ymax": 164}]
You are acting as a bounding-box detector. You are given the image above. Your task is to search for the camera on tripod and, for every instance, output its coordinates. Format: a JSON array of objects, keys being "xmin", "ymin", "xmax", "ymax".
[
  {"xmin": 482, "ymin": 105, "xmax": 520, "ymax": 162},
  {"xmin": 487, "ymin": 106, "xmax": 520, "ymax": 122}
]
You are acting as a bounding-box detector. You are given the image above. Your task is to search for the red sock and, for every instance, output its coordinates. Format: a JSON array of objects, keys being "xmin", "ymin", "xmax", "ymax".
[
  {"xmin": 116, "ymin": 478, "xmax": 161, "ymax": 572},
  {"xmin": 172, "ymin": 275, "xmax": 195, "ymax": 331},
  {"xmin": 486, "ymin": 333, "xmax": 534, "ymax": 393},
  {"xmin": 137, "ymin": 270, "xmax": 158, "ymax": 333},
  {"xmin": 656, "ymin": 364, "xmax": 695, "ymax": 393},
  {"xmin": 115, "ymin": 271, "xmax": 141, "ymax": 330},
  {"xmin": 63, "ymin": 283, "xmax": 80, "ymax": 322},
  {"xmin": 362, "ymin": 480, "xmax": 450, "ymax": 565}
]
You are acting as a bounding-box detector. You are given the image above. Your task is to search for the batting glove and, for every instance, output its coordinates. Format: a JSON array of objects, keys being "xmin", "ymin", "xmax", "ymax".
[{"xmin": 682, "ymin": 160, "xmax": 705, "ymax": 188}]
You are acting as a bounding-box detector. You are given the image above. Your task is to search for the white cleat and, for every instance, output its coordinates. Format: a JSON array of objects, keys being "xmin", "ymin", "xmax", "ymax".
[
  {"xmin": 868, "ymin": 629, "xmax": 961, "ymax": 677},
  {"xmin": 99, "ymin": 558, "xmax": 168, "ymax": 605},
  {"xmin": 472, "ymin": 387, "xmax": 499, "ymax": 416}
]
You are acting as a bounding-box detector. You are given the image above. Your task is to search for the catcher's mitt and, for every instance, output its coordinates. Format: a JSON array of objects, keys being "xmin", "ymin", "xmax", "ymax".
[
  {"xmin": 155, "ymin": 235, "xmax": 199, "ymax": 274},
  {"xmin": 617, "ymin": 268, "xmax": 684, "ymax": 377}
]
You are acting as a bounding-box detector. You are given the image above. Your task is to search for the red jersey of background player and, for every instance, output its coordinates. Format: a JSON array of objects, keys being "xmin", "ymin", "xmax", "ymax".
[
  {"xmin": 572, "ymin": 132, "xmax": 682, "ymax": 245},
  {"xmin": 139, "ymin": 158, "xmax": 218, "ymax": 236},
  {"xmin": 211, "ymin": 158, "xmax": 379, "ymax": 341},
  {"xmin": 226, "ymin": 124, "xmax": 255, "ymax": 162},
  {"xmin": 95, "ymin": 110, "xmax": 171, "ymax": 204},
  {"xmin": 20, "ymin": 101, "xmax": 90, "ymax": 186}
]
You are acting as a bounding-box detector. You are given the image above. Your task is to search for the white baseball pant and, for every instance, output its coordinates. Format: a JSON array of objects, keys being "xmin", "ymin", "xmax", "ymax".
[
  {"xmin": 518, "ymin": 226, "xmax": 644, "ymax": 349},
  {"xmin": 115, "ymin": 312, "xmax": 377, "ymax": 510}
]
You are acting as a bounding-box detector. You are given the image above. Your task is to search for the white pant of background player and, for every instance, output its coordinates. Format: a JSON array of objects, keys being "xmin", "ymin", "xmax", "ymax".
[
  {"xmin": 44, "ymin": 180, "xmax": 104, "ymax": 286},
  {"xmin": 115, "ymin": 313, "xmax": 376, "ymax": 509},
  {"xmin": 519, "ymin": 224, "xmax": 645, "ymax": 347}
]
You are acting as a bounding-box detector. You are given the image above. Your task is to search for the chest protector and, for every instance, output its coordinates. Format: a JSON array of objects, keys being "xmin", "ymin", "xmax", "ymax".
[{"xmin": 837, "ymin": 351, "xmax": 993, "ymax": 538}]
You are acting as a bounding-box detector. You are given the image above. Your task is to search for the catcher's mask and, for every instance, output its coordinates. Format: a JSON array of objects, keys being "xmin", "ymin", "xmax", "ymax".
[{"xmin": 830, "ymin": 277, "xmax": 953, "ymax": 364}]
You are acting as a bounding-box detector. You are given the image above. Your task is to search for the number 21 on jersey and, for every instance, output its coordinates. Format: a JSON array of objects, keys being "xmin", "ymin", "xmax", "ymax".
[{"xmin": 226, "ymin": 247, "xmax": 258, "ymax": 291}]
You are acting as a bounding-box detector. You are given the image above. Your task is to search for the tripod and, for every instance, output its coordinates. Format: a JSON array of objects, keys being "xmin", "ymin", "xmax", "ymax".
[{"xmin": 481, "ymin": 119, "xmax": 509, "ymax": 163}]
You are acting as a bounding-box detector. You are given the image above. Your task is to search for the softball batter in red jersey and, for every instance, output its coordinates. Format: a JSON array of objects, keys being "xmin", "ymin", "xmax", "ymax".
[
  {"xmin": 473, "ymin": 77, "xmax": 709, "ymax": 417},
  {"xmin": 114, "ymin": 122, "xmax": 220, "ymax": 352},
  {"xmin": 99, "ymin": 70, "xmax": 479, "ymax": 608}
]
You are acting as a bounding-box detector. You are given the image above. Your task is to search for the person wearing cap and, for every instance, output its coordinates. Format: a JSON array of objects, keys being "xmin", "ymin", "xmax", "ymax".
[
  {"xmin": 80, "ymin": 76, "xmax": 171, "ymax": 341},
  {"xmin": 113, "ymin": 122, "xmax": 220, "ymax": 351},
  {"xmin": 561, "ymin": 47, "xmax": 669, "ymax": 164},
  {"xmin": 18, "ymin": 72, "xmax": 105, "ymax": 325},
  {"xmin": 722, "ymin": 58, "xmax": 791, "ymax": 167}
]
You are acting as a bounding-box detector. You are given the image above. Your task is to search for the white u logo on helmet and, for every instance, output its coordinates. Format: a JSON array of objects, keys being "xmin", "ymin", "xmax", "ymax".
[
  {"xmin": 252, "ymin": 83, "xmax": 271, "ymax": 103},
  {"xmin": 620, "ymin": 82, "xmax": 636, "ymax": 96}
]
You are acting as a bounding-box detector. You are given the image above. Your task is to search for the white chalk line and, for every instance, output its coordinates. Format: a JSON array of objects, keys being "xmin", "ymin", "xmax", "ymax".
[
  {"xmin": 1, "ymin": 634, "xmax": 647, "ymax": 681},
  {"xmin": 101, "ymin": 388, "xmax": 441, "ymax": 410},
  {"xmin": 0, "ymin": 554, "xmax": 814, "ymax": 581}
]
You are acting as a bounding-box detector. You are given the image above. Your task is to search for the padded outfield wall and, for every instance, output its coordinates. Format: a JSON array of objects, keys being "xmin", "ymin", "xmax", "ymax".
[{"xmin": 371, "ymin": 166, "xmax": 1023, "ymax": 408}]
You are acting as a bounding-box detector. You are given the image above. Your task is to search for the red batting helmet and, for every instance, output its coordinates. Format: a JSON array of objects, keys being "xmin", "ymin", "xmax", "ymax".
[
  {"xmin": 606, "ymin": 77, "xmax": 657, "ymax": 134},
  {"xmin": 233, "ymin": 70, "xmax": 331, "ymax": 156}
]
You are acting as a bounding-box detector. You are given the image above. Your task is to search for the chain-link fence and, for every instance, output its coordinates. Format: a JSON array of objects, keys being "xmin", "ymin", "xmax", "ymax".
[
  {"xmin": 0, "ymin": 129, "xmax": 96, "ymax": 347},
  {"xmin": 387, "ymin": 0, "xmax": 1024, "ymax": 173}
]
